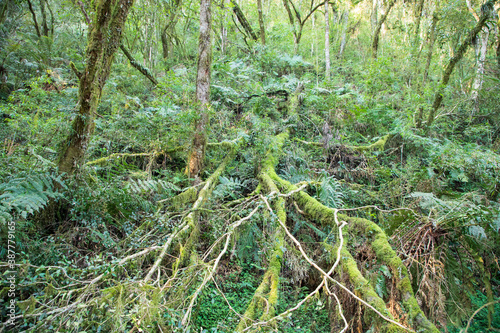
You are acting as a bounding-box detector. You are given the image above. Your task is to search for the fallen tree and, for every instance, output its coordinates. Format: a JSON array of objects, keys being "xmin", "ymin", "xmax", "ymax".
[{"xmin": 1, "ymin": 93, "xmax": 441, "ymax": 333}]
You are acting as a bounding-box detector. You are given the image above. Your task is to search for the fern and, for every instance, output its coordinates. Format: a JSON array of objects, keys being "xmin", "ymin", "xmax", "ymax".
[
  {"xmin": 317, "ymin": 172, "xmax": 344, "ymax": 209},
  {"xmin": 407, "ymin": 192, "xmax": 450, "ymax": 211},
  {"xmin": 213, "ymin": 176, "xmax": 245, "ymax": 200},
  {"xmin": 280, "ymin": 165, "xmax": 312, "ymax": 184},
  {"xmin": 0, "ymin": 173, "xmax": 66, "ymax": 224},
  {"xmin": 127, "ymin": 178, "xmax": 180, "ymax": 194}
]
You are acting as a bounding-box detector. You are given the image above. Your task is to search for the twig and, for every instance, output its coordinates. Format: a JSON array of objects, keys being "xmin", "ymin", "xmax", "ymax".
[
  {"xmin": 463, "ymin": 300, "xmax": 500, "ymax": 333},
  {"xmin": 261, "ymin": 197, "xmax": 414, "ymax": 332},
  {"xmin": 144, "ymin": 221, "xmax": 189, "ymax": 282}
]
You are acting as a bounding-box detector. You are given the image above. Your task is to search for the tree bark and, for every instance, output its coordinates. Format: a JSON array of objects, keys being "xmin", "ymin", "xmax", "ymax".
[
  {"xmin": 257, "ymin": 0, "xmax": 266, "ymax": 44},
  {"xmin": 471, "ymin": 27, "xmax": 489, "ymax": 111},
  {"xmin": 325, "ymin": 0, "xmax": 330, "ymax": 79},
  {"xmin": 120, "ymin": 44, "xmax": 158, "ymax": 85},
  {"xmin": 422, "ymin": 11, "xmax": 438, "ymax": 85},
  {"xmin": 371, "ymin": 0, "xmax": 378, "ymax": 32},
  {"xmin": 160, "ymin": 0, "xmax": 182, "ymax": 60},
  {"xmin": 372, "ymin": 0, "xmax": 396, "ymax": 58},
  {"xmin": 231, "ymin": 0, "xmax": 257, "ymax": 42},
  {"xmin": 58, "ymin": 0, "xmax": 134, "ymax": 175},
  {"xmin": 39, "ymin": 0, "xmax": 49, "ymax": 36},
  {"xmin": 338, "ymin": 10, "xmax": 349, "ymax": 58},
  {"xmin": 26, "ymin": 0, "xmax": 41, "ymax": 38},
  {"xmin": 426, "ymin": 7, "xmax": 492, "ymax": 129},
  {"xmin": 413, "ymin": 0, "xmax": 425, "ymax": 54},
  {"xmin": 187, "ymin": 0, "xmax": 212, "ymax": 180}
]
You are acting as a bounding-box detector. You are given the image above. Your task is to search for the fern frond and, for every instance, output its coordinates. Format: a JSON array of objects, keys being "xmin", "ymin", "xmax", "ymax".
[
  {"xmin": 0, "ymin": 173, "xmax": 66, "ymax": 224},
  {"xmin": 127, "ymin": 178, "xmax": 180, "ymax": 194},
  {"xmin": 317, "ymin": 173, "xmax": 344, "ymax": 209}
]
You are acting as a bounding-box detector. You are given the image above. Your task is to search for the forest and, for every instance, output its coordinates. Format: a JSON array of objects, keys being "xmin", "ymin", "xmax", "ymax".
[{"xmin": 0, "ymin": 0, "xmax": 499, "ymax": 331}]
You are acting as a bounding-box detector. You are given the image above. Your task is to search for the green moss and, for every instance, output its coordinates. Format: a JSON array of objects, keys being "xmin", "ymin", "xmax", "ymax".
[
  {"xmin": 351, "ymin": 134, "xmax": 391, "ymax": 153},
  {"xmin": 344, "ymin": 216, "xmax": 440, "ymax": 333}
]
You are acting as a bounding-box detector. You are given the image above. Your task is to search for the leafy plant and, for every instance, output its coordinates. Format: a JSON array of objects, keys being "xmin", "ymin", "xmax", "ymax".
[
  {"xmin": 0, "ymin": 172, "xmax": 66, "ymax": 224},
  {"xmin": 316, "ymin": 172, "xmax": 344, "ymax": 209}
]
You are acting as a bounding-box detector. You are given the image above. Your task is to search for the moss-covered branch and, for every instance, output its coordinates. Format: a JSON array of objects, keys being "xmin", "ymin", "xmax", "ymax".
[
  {"xmin": 236, "ymin": 134, "xmax": 288, "ymax": 331},
  {"xmin": 258, "ymin": 131, "xmax": 439, "ymax": 332},
  {"xmin": 119, "ymin": 44, "xmax": 158, "ymax": 85},
  {"xmin": 295, "ymin": 134, "xmax": 392, "ymax": 153}
]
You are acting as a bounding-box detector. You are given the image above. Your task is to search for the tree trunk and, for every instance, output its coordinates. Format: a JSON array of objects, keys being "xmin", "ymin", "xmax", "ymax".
[
  {"xmin": 325, "ymin": 0, "xmax": 330, "ymax": 79},
  {"xmin": 471, "ymin": 27, "xmax": 490, "ymax": 112},
  {"xmin": 372, "ymin": 0, "xmax": 396, "ymax": 58},
  {"xmin": 371, "ymin": 0, "xmax": 378, "ymax": 32},
  {"xmin": 338, "ymin": 10, "xmax": 349, "ymax": 58},
  {"xmin": 413, "ymin": 0, "xmax": 425, "ymax": 55},
  {"xmin": 422, "ymin": 12, "xmax": 438, "ymax": 85},
  {"xmin": 187, "ymin": 0, "xmax": 212, "ymax": 180},
  {"xmin": 496, "ymin": 3, "xmax": 500, "ymax": 71},
  {"xmin": 161, "ymin": 30, "xmax": 170, "ymax": 59},
  {"xmin": 160, "ymin": 0, "xmax": 182, "ymax": 60},
  {"xmin": 39, "ymin": 0, "xmax": 49, "ymax": 36},
  {"xmin": 58, "ymin": 0, "xmax": 134, "ymax": 176},
  {"xmin": 257, "ymin": 0, "xmax": 266, "ymax": 44},
  {"xmin": 26, "ymin": 0, "xmax": 41, "ymax": 38},
  {"xmin": 221, "ymin": 0, "xmax": 229, "ymax": 54},
  {"xmin": 426, "ymin": 8, "xmax": 492, "ymax": 130},
  {"xmin": 231, "ymin": 0, "xmax": 257, "ymax": 42},
  {"xmin": 120, "ymin": 44, "xmax": 158, "ymax": 85}
]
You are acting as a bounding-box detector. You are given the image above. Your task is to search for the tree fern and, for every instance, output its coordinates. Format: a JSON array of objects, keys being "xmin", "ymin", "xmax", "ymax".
[{"xmin": 0, "ymin": 173, "xmax": 66, "ymax": 224}]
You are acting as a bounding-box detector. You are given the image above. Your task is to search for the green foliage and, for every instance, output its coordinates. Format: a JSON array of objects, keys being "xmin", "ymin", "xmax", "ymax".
[
  {"xmin": 127, "ymin": 178, "xmax": 180, "ymax": 195},
  {"xmin": 0, "ymin": 172, "xmax": 66, "ymax": 224},
  {"xmin": 316, "ymin": 172, "xmax": 344, "ymax": 209},
  {"xmin": 447, "ymin": 293, "xmax": 500, "ymax": 332}
]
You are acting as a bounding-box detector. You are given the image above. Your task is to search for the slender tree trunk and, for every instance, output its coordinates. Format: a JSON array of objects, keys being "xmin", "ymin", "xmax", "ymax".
[
  {"xmin": 466, "ymin": 0, "xmax": 489, "ymax": 111},
  {"xmin": 471, "ymin": 27, "xmax": 490, "ymax": 111},
  {"xmin": 39, "ymin": 0, "xmax": 49, "ymax": 36},
  {"xmin": 283, "ymin": 0, "xmax": 298, "ymax": 53},
  {"xmin": 372, "ymin": 0, "xmax": 396, "ymax": 58},
  {"xmin": 426, "ymin": 9, "xmax": 492, "ymax": 130},
  {"xmin": 338, "ymin": 10, "xmax": 349, "ymax": 58},
  {"xmin": 413, "ymin": 0, "xmax": 425, "ymax": 54},
  {"xmin": 58, "ymin": 0, "xmax": 134, "ymax": 175},
  {"xmin": 221, "ymin": 0, "xmax": 229, "ymax": 54},
  {"xmin": 160, "ymin": 0, "xmax": 182, "ymax": 60},
  {"xmin": 26, "ymin": 0, "xmax": 41, "ymax": 37},
  {"xmin": 423, "ymin": 12, "xmax": 438, "ymax": 85},
  {"xmin": 496, "ymin": 3, "xmax": 500, "ymax": 71},
  {"xmin": 231, "ymin": 0, "xmax": 257, "ymax": 41},
  {"xmin": 325, "ymin": 0, "xmax": 330, "ymax": 79},
  {"xmin": 371, "ymin": 0, "xmax": 378, "ymax": 32},
  {"xmin": 120, "ymin": 44, "xmax": 158, "ymax": 85},
  {"xmin": 257, "ymin": 0, "xmax": 265, "ymax": 44},
  {"xmin": 46, "ymin": 0, "xmax": 55, "ymax": 36},
  {"xmin": 187, "ymin": 0, "xmax": 212, "ymax": 180},
  {"xmin": 161, "ymin": 30, "xmax": 170, "ymax": 59}
]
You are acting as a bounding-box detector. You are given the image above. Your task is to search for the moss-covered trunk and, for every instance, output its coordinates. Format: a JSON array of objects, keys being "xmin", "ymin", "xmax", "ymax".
[
  {"xmin": 187, "ymin": 0, "xmax": 211, "ymax": 180},
  {"xmin": 257, "ymin": 0, "xmax": 266, "ymax": 44},
  {"xmin": 57, "ymin": 0, "xmax": 134, "ymax": 175},
  {"xmin": 325, "ymin": 0, "xmax": 330, "ymax": 79},
  {"xmin": 231, "ymin": 0, "xmax": 258, "ymax": 42},
  {"xmin": 422, "ymin": 11, "xmax": 439, "ymax": 87}
]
